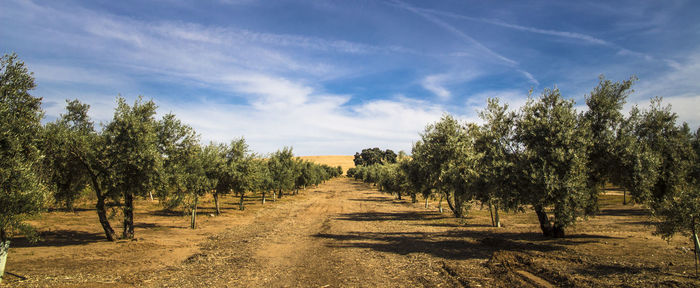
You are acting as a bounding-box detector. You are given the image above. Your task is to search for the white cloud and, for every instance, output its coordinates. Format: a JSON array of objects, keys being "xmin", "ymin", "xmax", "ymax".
[
  {"xmin": 3, "ymin": 0, "xmax": 450, "ymax": 155},
  {"xmin": 159, "ymin": 92, "xmax": 445, "ymax": 155},
  {"xmin": 630, "ymin": 52, "xmax": 700, "ymax": 128},
  {"xmin": 421, "ymin": 74, "xmax": 452, "ymax": 99}
]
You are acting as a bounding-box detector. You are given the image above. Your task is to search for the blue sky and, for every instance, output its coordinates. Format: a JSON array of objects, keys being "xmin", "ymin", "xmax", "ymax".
[{"xmin": 2, "ymin": 0, "xmax": 699, "ymax": 155}]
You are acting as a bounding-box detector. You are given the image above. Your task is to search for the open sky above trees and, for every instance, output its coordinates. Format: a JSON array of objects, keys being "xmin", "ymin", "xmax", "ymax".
[{"xmin": 1, "ymin": 0, "xmax": 699, "ymax": 155}]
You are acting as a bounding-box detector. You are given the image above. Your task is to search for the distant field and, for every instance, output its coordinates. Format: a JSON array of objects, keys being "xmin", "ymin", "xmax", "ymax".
[{"xmin": 299, "ymin": 155, "xmax": 354, "ymax": 173}]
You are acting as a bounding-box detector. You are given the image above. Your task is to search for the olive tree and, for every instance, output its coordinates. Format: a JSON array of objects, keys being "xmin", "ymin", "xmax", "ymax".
[
  {"xmin": 47, "ymin": 100, "xmax": 119, "ymax": 241},
  {"xmin": 583, "ymin": 76, "xmax": 635, "ymax": 205},
  {"xmin": 268, "ymin": 147, "xmax": 296, "ymax": 199},
  {"xmin": 186, "ymin": 146, "xmax": 218, "ymax": 229},
  {"xmin": 616, "ymin": 98, "xmax": 700, "ymax": 268},
  {"xmin": 474, "ymin": 98, "xmax": 519, "ymax": 227},
  {"xmin": 412, "ymin": 115, "xmax": 476, "ymax": 217},
  {"xmin": 42, "ymin": 100, "xmax": 94, "ymax": 211},
  {"xmin": 226, "ymin": 139, "xmax": 257, "ymax": 210},
  {"xmin": 156, "ymin": 113, "xmax": 200, "ymax": 209},
  {"xmin": 0, "ymin": 54, "xmax": 47, "ymax": 282},
  {"xmin": 515, "ymin": 88, "xmax": 592, "ymax": 237},
  {"xmin": 103, "ymin": 97, "xmax": 161, "ymax": 239}
]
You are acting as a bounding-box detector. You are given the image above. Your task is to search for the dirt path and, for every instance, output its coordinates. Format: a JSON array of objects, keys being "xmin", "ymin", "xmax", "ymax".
[
  {"xmin": 136, "ymin": 177, "xmax": 463, "ymax": 287},
  {"xmin": 6, "ymin": 176, "xmax": 700, "ymax": 287}
]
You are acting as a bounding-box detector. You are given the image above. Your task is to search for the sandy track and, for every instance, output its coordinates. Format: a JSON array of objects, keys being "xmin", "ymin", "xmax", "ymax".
[
  {"xmin": 140, "ymin": 178, "xmax": 447, "ymax": 287},
  {"xmin": 8, "ymin": 176, "xmax": 700, "ymax": 287}
]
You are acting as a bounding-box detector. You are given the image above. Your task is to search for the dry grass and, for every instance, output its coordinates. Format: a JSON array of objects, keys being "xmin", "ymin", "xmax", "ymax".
[{"xmin": 299, "ymin": 155, "xmax": 354, "ymax": 173}]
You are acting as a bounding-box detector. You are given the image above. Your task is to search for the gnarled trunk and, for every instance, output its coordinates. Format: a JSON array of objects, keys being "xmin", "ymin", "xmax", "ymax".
[
  {"xmin": 90, "ymin": 176, "xmax": 115, "ymax": 241},
  {"xmin": 122, "ymin": 191, "xmax": 135, "ymax": 239},
  {"xmin": 0, "ymin": 230, "xmax": 9, "ymax": 284},
  {"xmin": 214, "ymin": 193, "xmax": 221, "ymax": 215},
  {"xmin": 445, "ymin": 191, "xmax": 463, "ymax": 218},
  {"xmin": 534, "ymin": 205, "xmax": 564, "ymax": 237}
]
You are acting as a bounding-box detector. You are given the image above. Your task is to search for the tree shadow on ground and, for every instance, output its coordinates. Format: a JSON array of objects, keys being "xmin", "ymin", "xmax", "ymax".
[
  {"xmin": 12, "ymin": 230, "xmax": 106, "ymax": 247},
  {"xmin": 416, "ymin": 222, "xmax": 493, "ymax": 228},
  {"xmin": 335, "ymin": 211, "xmax": 448, "ymax": 222},
  {"xmin": 149, "ymin": 209, "xmax": 220, "ymax": 217},
  {"xmin": 46, "ymin": 207, "xmax": 95, "ymax": 213},
  {"xmin": 133, "ymin": 222, "xmax": 182, "ymax": 229},
  {"xmin": 313, "ymin": 230, "xmax": 558, "ymax": 260},
  {"xmin": 597, "ymin": 208, "xmax": 649, "ymax": 217},
  {"xmin": 314, "ymin": 229, "xmax": 619, "ymax": 261},
  {"xmin": 319, "ymin": 210, "xmax": 621, "ymax": 261},
  {"xmin": 348, "ymin": 197, "xmax": 397, "ymax": 203}
]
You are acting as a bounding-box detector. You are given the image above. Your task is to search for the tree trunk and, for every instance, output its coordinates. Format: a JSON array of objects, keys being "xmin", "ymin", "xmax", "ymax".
[
  {"xmin": 278, "ymin": 189, "xmax": 283, "ymax": 199},
  {"xmin": 262, "ymin": 190, "xmax": 266, "ymax": 204},
  {"xmin": 488, "ymin": 200, "xmax": 495, "ymax": 227},
  {"xmin": 494, "ymin": 203, "xmax": 501, "ymax": 228},
  {"xmin": 534, "ymin": 205, "xmax": 564, "ymax": 237},
  {"xmin": 623, "ymin": 190, "xmax": 627, "ymax": 205},
  {"xmin": 0, "ymin": 230, "xmax": 8, "ymax": 284},
  {"xmin": 95, "ymin": 191, "xmax": 116, "ymax": 241},
  {"xmin": 425, "ymin": 196, "xmax": 429, "ymax": 209},
  {"xmin": 272, "ymin": 189, "xmax": 276, "ymax": 202},
  {"xmin": 239, "ymin": 193, "xmax": 245, "ymax": 211},
  {"xmin": 397, "ymin": 192, "xmax": 402, "ymax": 200},
  {"xmin": 445, "ymin": 191, "xmax": 461, "ymax": 218},
  {"xmin": 692, "ymin": 218, "xmax": 699, "ymax": 276},
  {"xmin": 149, "ymin": 190, "xmax": 154, "ymax": 201},
  {"xmin": 411, "ymin": 193, "xmax": 417, "ymax": 203},
  {"xmin": 91, "ymin": 177, "xmax": 115, "ymax": 241},
  {"xmin": 190, "ymin": 195, "xmax": 198, "ymax": 229},
  {"xmin": 0, "ymin": 242, "xmax": 7, "ymax": 284},
  {"xmin": 214, "ymin": 193, "xmax": 221, "ymax": 216},
  {"xmin": 438, "ymin": 194, "xmax": 444, "ymax": 213},
  {"xmin": 122, "ymin": 191, "xmax": 135, "ymax": 239}
]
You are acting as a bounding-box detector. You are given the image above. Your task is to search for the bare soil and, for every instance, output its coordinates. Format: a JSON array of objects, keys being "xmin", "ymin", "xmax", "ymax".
[{"xmin": 3, "ymin": 177, "xmax": 700, "ymax": 287}]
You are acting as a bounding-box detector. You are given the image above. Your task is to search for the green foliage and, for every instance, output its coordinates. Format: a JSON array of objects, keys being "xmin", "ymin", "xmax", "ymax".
[
  {"xmin": 412, "ymin": 115, "xmax": 476, "ymax": 217},
  {"xmin": 515, "ymin": 88, "xmax": 592, "ymax": 237},
  {"xmin": 103, "ymin": 97, "xmax": 162, "ymax": 239},
  {"xmin": 353, "ymin": 148, "xmax": 398, "ymax": 166},
  {"xmin": 0, "ymin": 53, "xmax": 46, "ymax": 243},
  {"xmin": 42, "ymin": 101, "xmax": 94, "ymax": 210},
  {"xmin": 156, "ymin": 113, "xmax": 200, "ymax": 210},
  {"xmin": 583, "ymin": 76, "xmax": 635, "ymax": 197},
  {"xmin": 268, "ymin": 147, "xmax": 296, "ymax": 197},
  {"xmin": 616, "ymin": 98, "xmax": 698, "ymax": 240},
  {"xmin": 346, "ymin": 167, "xmax": 357, "ymax": 177},
  {"xmin": 226, "ymin": 139, "xmax": 257, "ymax": 209},
  {"xmin": 474, "ymin": 98, "xmax": 520, "ymax": 214}
]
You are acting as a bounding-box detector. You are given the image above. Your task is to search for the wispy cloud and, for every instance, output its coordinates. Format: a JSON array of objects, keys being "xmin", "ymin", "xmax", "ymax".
[
  {"xmin": 421, "ymin": 74, "xmax": 452, "ymax": 99},
  {"xmin": 420, "ymin": 7, "xmax": 657, "ymax": 63},
  {"xmin": 3, "ymin": 0, "xmax": 449, "ymax": 155},
  {"xmin": 387, "ymin": 0, "xmax": 517, "ymax": 66},
  {"xmin": 387, "ymin": 0, "xmax": 540, "ymax": 86}
]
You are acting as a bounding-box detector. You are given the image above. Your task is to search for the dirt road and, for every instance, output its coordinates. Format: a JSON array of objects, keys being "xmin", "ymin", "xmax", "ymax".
[
  {"xmin": 137, "ymin": 177, "xmax": 469, "ymax": 287},
  {"xmin": 6, "ymin": 177, "xmax": 700, "ymax": 287}
]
